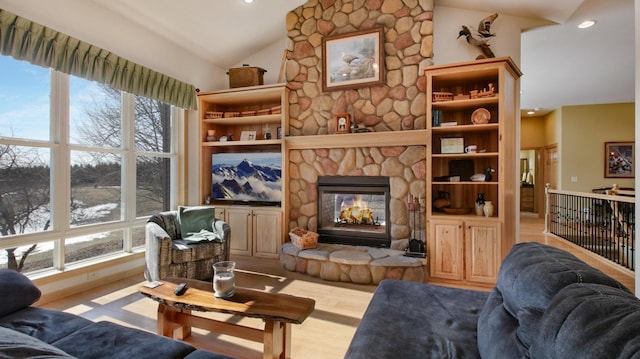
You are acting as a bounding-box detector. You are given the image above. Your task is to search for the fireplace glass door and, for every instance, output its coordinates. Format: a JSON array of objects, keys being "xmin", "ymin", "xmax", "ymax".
[{"xmin": 317, "ymin": 176, "xmax": 390, "ymax": 247}]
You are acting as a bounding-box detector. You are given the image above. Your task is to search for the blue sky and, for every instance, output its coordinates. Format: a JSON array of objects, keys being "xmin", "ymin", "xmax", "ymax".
[
  {"xmin": 0, "ymin": 55, "xmax": 50, "ymax": 140},
  {"xmin": 0, "ymin": 54, "xmax": 104, "ymax": 143}
]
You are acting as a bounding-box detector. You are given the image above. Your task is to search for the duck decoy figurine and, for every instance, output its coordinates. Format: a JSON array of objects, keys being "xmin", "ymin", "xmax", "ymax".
[
  {"xmin": 484, "ymin": 167, "xmax": 496, "ymax": 181},
  {"xmin": 457, "ymin": 13, "xmax": 498, "ymax": 59}
]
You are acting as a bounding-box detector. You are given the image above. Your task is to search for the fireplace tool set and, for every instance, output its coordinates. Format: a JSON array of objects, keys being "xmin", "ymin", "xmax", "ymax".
[{"xmin": 405, "ymin": 195, "xmax": 426, "ymax": 258}]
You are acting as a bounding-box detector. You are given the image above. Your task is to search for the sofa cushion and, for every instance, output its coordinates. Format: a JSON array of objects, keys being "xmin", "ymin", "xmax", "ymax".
[
  {"xmin": 478, "ymin": 242, "xmax": 631, "ymax": 358},
  {"xmin": 0, "ymin": 326, "xmax": 75, "ymax": 358},
  {"xmin": 496, "ymin": 242, "xmax": 629, "ymax": 317},
  {"xmin": 0, "ymin": 269, "xmax": 41, "ymax": 317},
  {"xmin": 178, "ymin": 206, "xmax": 215, "ymax": 240},
  {"xmin": 0, "ymin": 307, "xmax": 93, "ymax": 344},
  {"xmin": 476, "ymin": 288, "xmax": 527, "ymax": 358},
  {"xmin": 52, "ymin": 321, "xmax": 196, "ymax": 359},
  {"xmin": 345, "ymin": 279, "xmax": 489, "ymax": 359},
  {"xmin": 530, "ymin": 283, "xmax": 640, "ymax": 359}
]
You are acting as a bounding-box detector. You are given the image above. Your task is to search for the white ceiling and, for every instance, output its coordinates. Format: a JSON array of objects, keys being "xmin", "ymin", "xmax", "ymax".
[{"xmin": 3, "ymin": 0, "xmax": 635, "ymax": 117}]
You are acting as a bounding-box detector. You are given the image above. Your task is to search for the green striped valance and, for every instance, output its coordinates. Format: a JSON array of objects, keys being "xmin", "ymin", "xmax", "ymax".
[{"xmin": 0, "ymin": 9, "xmax": 198, "ymax": 110}]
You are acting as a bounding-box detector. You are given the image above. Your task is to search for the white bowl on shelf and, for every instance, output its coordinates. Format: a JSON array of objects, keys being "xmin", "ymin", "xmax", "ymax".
[{"xmin": 470, "ymin": 173, "xmax": 486, "ymax": 182}]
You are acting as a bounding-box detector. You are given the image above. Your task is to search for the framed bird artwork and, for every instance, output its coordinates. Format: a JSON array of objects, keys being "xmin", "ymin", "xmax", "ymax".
[{"xmin": 322, "ymin": 27, "xmax": 384, "ymax": 92}]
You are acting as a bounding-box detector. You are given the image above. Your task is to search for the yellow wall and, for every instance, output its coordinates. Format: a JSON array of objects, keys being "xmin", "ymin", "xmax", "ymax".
[
  {"xmin": 520, "ymin": 103, "xmax": 635, "ymax": 192},
  {"xmin": 560, "ymin": 103, "xmax": 634, "ymax": 191},
  {"xmin": 521, "ymin": 116, "xmax": 546, "ymax": 148},
  {"xmin": 520, "ymin": 103, "xmax": 635, "ymax": 193}
]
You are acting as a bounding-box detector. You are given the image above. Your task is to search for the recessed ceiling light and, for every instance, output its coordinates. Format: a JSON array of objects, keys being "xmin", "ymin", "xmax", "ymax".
[
  {"xmin": 243, "ymin": 0, "xmax": 254, "ymax": 3},
  {"xmin": 578, "ymin": 20, "xmax": 597, "ymax": 29},
  {"xmin": 527, "ymin": 111, "xmax": 535, "ymax": 115}
]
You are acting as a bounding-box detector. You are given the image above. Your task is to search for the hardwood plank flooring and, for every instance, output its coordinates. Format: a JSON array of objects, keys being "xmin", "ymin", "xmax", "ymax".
[{"xmin": 39, "ymin": 216, "xmax": 632, "ymax": 358}]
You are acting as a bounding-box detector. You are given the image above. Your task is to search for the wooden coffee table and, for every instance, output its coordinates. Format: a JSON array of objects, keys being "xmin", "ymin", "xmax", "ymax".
[{"xmin": 139, "ymin": 277, "xmax": 315, "ymax": 359}]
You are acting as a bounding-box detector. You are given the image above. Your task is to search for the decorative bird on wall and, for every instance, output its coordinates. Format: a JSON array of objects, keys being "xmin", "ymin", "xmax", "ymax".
[{"xmin": 457, "ymin": 13, "xmax": 498, "ymax": 59}]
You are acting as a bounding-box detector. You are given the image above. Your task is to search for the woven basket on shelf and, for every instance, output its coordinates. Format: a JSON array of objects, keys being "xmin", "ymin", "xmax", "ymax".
[{"xmin": 289, "ymin": 227, "xmax": 319, "ymax": 249}]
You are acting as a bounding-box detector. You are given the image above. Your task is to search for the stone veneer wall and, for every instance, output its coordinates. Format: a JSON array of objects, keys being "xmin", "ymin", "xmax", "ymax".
[
  {"xmin": 285, "ymin": 0, "xmax": 434, "ymax": 134},
  {"xmin": 285, "ymin": 0, "xmax": 434, "ymax": 245}
]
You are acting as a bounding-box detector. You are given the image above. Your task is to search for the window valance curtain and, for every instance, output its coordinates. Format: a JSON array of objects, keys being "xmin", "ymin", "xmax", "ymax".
[{"xmin": 0, "ymin": 9, "xmax": 198, "ymax": 110}]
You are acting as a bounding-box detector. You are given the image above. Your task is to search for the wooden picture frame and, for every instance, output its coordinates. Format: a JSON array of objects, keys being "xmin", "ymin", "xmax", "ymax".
[
  {"xmin": 605, "ymin": 141, "xmax": 634, "ymax": 178},
  {"xmin": 335, "ymin": 113, "xmax": 351, "ymax": 134},
  {"xmin": 240, "ymin": 130, "xmax": 256, "ymax": 141},
  {"xmin": 322, "ymin": 27, "xmax": 384, "ymax": 92}
]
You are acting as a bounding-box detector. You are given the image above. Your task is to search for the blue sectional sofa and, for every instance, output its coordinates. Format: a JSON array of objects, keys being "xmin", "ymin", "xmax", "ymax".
[
  {"xmin": 0, "ymin": 269, "xmax": 233, "ymax": 359},
  {"xmin": 345, "ymin": 242, "xmax": 640, "ymax": 358}
]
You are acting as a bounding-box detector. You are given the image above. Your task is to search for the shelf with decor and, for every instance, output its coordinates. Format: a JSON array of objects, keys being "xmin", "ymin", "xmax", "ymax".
[
  {"xmin": 425, "ymin": 57, "xmax": 522, "ymax": 286},
  {"xmin": 197, "ymin": 84, "xmax": 288, "ymax": 258}
]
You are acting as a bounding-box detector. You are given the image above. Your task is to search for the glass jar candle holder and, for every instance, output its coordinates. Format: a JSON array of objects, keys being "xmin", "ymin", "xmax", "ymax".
[{"xmin": 212, "ymin": 261, "xmax": 236, "ymax": 298}]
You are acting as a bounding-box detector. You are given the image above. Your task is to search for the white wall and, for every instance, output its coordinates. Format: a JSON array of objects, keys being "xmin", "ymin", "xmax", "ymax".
[
  {"xmin": 0, "ymin": 0, "xmax": 223, "ymax": 90},
  {"xmin": 432, "ymin": 6, "xmax": 544, "ymax": 68},
  {"xmin": 231, "ymin": 38, "xmax": 289, "ymax": 86}
]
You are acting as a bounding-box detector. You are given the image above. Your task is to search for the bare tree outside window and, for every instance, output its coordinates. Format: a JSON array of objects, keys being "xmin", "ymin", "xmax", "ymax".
[{"xmin": 1, "ymin": 64, "xmax": 173, "ymax": 272}]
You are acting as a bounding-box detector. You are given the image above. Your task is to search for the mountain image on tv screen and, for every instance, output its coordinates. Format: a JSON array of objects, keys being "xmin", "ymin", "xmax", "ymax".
[{"xmin": 211, "ymin": 152, "xmax": 282, "ymax": 203}]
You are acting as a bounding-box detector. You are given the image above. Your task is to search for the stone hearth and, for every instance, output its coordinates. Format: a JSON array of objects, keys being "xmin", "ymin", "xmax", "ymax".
[{"xmin": 279, "ymin": 242, "xmax": 426, "ymax": 284}]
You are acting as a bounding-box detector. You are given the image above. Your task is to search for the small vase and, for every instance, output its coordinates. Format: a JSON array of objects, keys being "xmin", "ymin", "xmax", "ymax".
[
  {"xmin": 206, "ymin": 130, "xmax": 217, "ymax": 142},
  {"xmin": 483, "ymin": 201, "xmax": 494, "ymax": 217},
  {"xmin": 475, "ymin": 203, "xmax": 484, "ymax": 216}
]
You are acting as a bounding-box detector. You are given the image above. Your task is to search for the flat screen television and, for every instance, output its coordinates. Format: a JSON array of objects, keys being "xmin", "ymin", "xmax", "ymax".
[{"xmin": 211, "ymin": 152, "xmax": 282, "ymax": 205}]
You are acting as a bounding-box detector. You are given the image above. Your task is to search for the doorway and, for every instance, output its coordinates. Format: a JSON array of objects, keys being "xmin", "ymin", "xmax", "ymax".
[{"xmin": 520, "ymin": 148, "xmax": 544, "ymax": 216}]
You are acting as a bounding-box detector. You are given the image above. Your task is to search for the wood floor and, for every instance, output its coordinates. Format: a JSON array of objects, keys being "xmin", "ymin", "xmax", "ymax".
[{"xmin": 39, "ymin": 215, "xmax": 632, "ymax": 358}]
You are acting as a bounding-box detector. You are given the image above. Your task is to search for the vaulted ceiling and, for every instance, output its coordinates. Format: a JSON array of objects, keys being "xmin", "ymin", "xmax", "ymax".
[{"xmin": 1, "ymin": 0, "xmax": 635, "ymax": 116}]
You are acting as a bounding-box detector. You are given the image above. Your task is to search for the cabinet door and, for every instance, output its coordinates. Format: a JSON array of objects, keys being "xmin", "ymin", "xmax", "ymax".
[
  {"xmin": 464, "ymin": 220, "xmax": 500, "ymax": 284},
  {"xmin": 225, "ymin": 207, "xmax": 252, "ymax": 256},
  {"xmin": 429, "ymin": 219, "xmax": 464, "ymax": 280},
  {"xmin": 214, "ymin": 207, "xmax": 226, "ymax": 220},
  {"xmin": 252, "ymin": 209, "xmax": 282, "ymax": 258}
]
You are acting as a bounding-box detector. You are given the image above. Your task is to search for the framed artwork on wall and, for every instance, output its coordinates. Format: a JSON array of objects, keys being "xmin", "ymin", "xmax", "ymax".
[
  {"xmin": 322, "ymin": 27, "xmax": 384, "ymax": 92},
  {"xmin": 605, "ymin": 141, "xmax": 634, "ymax": 178}
]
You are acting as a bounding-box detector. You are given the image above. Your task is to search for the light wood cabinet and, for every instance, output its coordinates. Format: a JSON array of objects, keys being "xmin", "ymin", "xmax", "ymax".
[
  {"xmin": 197, "ymin": 84, "xmax": 288, "ymax": 257},
  {"xmin": 428, "ymin": 218, "xmax": 500, "ymax": 283},
  {"xmin": 251, "ymin": 208, "xmax": 282, "ymax": 258},
  {"xmin": 224, "ymin": 207, "xmax": 252, "ymax": 256},
  {"xmin": 429, "ymin": 218, "xmax": 464, "ymax": 280},
  {"xmin": 425, "ymin": 57, "xmax": 521, "ymax": 285},
  {"xmin": 221, "ymin": 206, "xmax": 282, "ymax": 258},
  {"xmin": 464, "ymin": 219, "xmax": 500, "ymax": 284}
]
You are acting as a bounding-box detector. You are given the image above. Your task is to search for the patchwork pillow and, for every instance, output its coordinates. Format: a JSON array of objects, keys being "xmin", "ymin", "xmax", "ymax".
[
  {"xmin": 178, "ymin": 206, "xmax": 215, "ymax": 239},
  {"xmin": 0, "ymin": 326, "xmax": 75, "ymax": 358},
  {"xmin": 0, "ymin": 269, "xmax": 41, "ymax": 317}
]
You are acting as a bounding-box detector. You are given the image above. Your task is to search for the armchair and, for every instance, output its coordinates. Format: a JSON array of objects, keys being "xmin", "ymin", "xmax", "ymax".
[{"xmin": 144, "ymin": 209, "xmax": 231, "ymax": 282}]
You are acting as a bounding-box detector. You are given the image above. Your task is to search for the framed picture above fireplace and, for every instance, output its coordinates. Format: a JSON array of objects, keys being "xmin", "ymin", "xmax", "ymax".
[{"xmin": 322, "ymin": 27, "xmax": 384, "ymax": 92}]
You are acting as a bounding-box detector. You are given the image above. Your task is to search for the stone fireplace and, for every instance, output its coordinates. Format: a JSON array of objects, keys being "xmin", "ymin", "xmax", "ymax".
[
  {"xmin": 317, "ymin": 175, "xmax": 391, "ymax": 248},
  {"xmin": 287, "ymin": 145, "xmax": 426, "ymax": 250},
  {"xmin": 280, "ymin": 1, "xmax": 433, "ymax": 284}
]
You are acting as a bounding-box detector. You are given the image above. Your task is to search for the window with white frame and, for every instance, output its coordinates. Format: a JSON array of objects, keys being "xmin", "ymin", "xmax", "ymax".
[{"xmin": 0, "ymin": 55, "xmax": 178, "ymax": 273}]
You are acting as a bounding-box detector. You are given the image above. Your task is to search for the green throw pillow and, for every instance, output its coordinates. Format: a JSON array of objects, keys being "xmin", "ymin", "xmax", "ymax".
[{"xmin": 178, "ymin": 206, "xmax": 215, "ymax": 239}]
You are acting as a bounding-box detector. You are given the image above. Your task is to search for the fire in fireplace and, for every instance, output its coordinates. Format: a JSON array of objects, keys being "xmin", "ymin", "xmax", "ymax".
[{"xmin": 317, "ymin": 176, "xmax": 391, "ymax": 248}]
